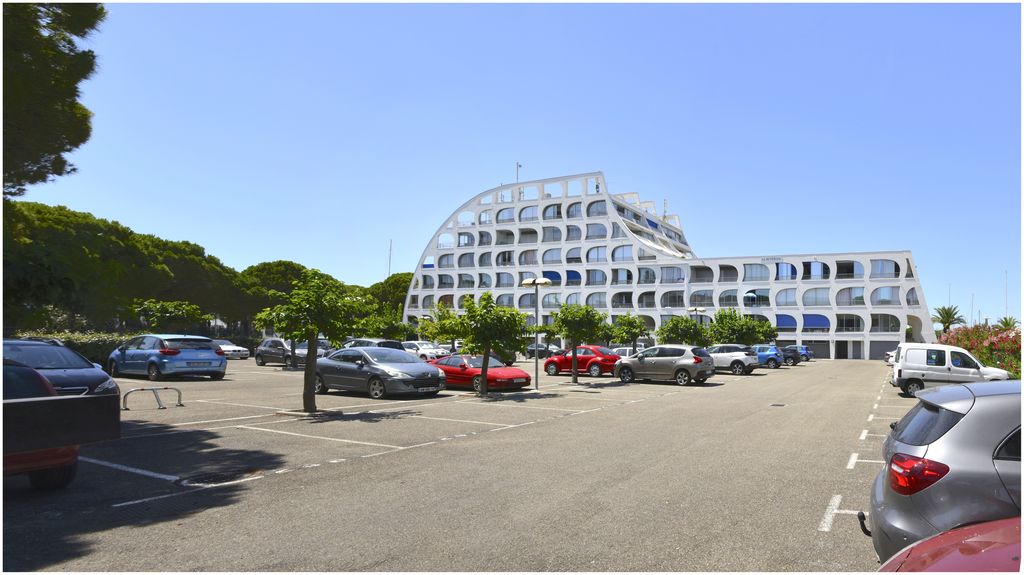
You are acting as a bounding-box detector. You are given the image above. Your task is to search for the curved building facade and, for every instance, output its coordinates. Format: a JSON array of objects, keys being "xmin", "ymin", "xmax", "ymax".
[{"xmin": 404, "ymin": 171, "xmax": 934, "ymax": 359}]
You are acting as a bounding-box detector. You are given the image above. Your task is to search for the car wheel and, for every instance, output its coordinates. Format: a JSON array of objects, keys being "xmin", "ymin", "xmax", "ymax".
[
  {"xmin": 905, "ymin": 380, "xmax": 923, "ymax": 396},
  {"xmin": 767, "ymin": 359, "xmax": 779, "ymax": 369},
  {"xmin": 314, "ymin": 374, "xmax": 328, "ymax": 395},
  {"xmin": 619, "ymin": 367, "xmax": 634, "ymax": 383},
  {"xmin": 588, "ymin": 363, "xmax": 602, "ymax": 377},
  {"xmin": 147, "ymin": 363, "xmax": 163, "ymax": 382},
  {"xmin": 675, "ymin": 369, "xmax": 692, "ymax": 386},
  {"xmin": 368, "ymin": 377, "xmax": 387, "ymax": 400},
  {"xmin": 108, "ymin": 360, "xmax": 120, "ymax": 377},
  {"xmin": 545, "ymin": 363, "xmax": 559, "ymax": 376},
  {"xmin": 209, "ymin": 372, "xmax": 224, "ymax": 380},
  {"xmin": 472, "ymin": 376, "xmax": 483, "ymax": 392},
  {"xmin": 255, "ymin": 354, "xmax": 265, "ymax": 366},
  {"xmin": 730, "ymin": 361, "xmax": 745, "ymax": 375},
  {"xmin": 785, "ymin": 357, "xmax": 795, "ymax": 366},
  {"xmin": 29, "ymin": 461, "xmax": 77, "ymax": 490},
  {"xmin": 801, "ymin": 354, "xmax": 809, "ymax": 362}
]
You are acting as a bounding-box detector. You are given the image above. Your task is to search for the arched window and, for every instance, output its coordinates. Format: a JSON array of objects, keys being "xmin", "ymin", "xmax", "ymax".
[
  {"xmin": 719, "ymin": 290, "xmax": 738, "ymax": 307},
  {"xmin": 611, "ymin": 245, "xmax": 633, "ymax": 262},
  {"xmin": 566, "ymin": 247, "xmax": 582, "ymax": 263},
  {"xmin": 542, "ymin": 249, "xmax": 561, "ymax": 264},
  {"xmin": 586, "ymin": 223, "xmax": 607, "ymax": 239},
  {"xmin": 802, "ymin": 288, "xmax": 830, "ymax": 306},
  {"xmin": 519, "ymin": 206, "xmax": 539, "ymax": 222},
  {"xmin": 458, "ymin": 274, "xmax": 474, "ymax": 288},
  {"xmin": 457, "ymin": 211, "xmax": 475, "ymax": 226},
  {"xmin": 776, "ymin": 288, "xmax": 797, "ymax": 307},
  {"xmin": 458, "ymin": 294, "xmax": 474, "ymax": 309},
  {"xmin": 718, "ymin": 265, "xmax": 738, "ymax": 282},
  {"xmin": 690, "ymin": 290, "xmax": 714, "ymax": 306},
  {"xmin": 496, "ymin": 294, "xmax": 514, "ymax": 307},
  {"xmin": 542, "ymin": 204, "xmax": 562, "ymax": 220},
  {"xmin": 870, "ymin": 259, "xmax": 900, "ymax": 279},
  {"xmin": 802, "ymin": 314, "xmax": 830, "ymax": 333},
  {"xmin": 612, "ymin": 292, "xmax": 633, "ymax": 309},
  {"xmin": 776, "ymin": 262, "xmax": 797, "ymax": 280},
  {"xmin": 637, "ymin": 267, "xmax": 656, "ymax": 284},
  {"xmin": 611, "ymin": 223, "xmax": 626, "ymax": 239},
  {"xmin": 407, "ymin": 295, "xmax": 418, "ymax": 308},
  {"xmin": 567, "ymin": 202, "xmax": 583, "ymax": 219},
  {"xmin": 743, "ymin": 264, "xmax": 770, "ymax": 281},
  {"xmin": 496, "ymin": 273, "xmax": 515, "ymax": 288},
  {"xmin": 870, "ymin": 314, "xmax": 901, "ymax": 332},
  {"xmin": 586, "ymin": 293, "xmax": 607, "ymax": 308},
  {"xmin": 478, "ymin": 273, "xmax": 492, "ymax": 288},
  {"xmin": 802, "ymin": 261, "xmax": 830, "ymax": 280},
  {"xmin": 478, "ymin": 210, "xmax": 492, "ymax": 224},
  {"xmin": 496, "ymin": 208, "xmax": 515, "ymax": 223},
  {"xmin": 744, "ymin": 289, "xmax": 769, "ymax": 307},
  {"xmin": 458, "ymin": 253, "xmax": 474, "ymax": 268},
  {"xmin": 437, "ymin": 233, "xmax": 455, "ymax": 249},
  {"xmin": 661, "ymin": 266, "xmax": 684, "ymax": 284},
  {"xmin": 422, "ymin": 295, "xmax": 434, "ymax": 309},
  {"xmin": 519, "ymin": 250, "xmax": 538, "ymax": 265},
  {"xmin": 836, "ymin": 260, "xmax": 864, "ymax": 279},
  {"xmin": 438, "ymin": 254, "xmax": 454, "ymax": 268},
  {"xmin": 836, "ymin": 314, "xmax": 864, "ymax": 332},
  {"xmin": 837, "ymin": 287, "xmax": 865, "ymax": 306},
  {"xmin": 438, "ymin": 294, "xmax": 454, "ymax": 308},
  {"xmin": 586, "ymin": 200, "xmax": 607, "ymax": 217},
  {"xmin": 422, "ymin": 276, "xmax": 435, "ymax": 289},
  {"xmin": 457, "ymin": 232, "xmax": 475, "ymax": 248},
  {"xmin": 586, "ymin": 269, "xmax": 607, "ymax": 285},
  {"xmin": 566, "ymin": 225, "xmax": 582, "ymax": 241},
  {"xmin": 478, "ymin": 252, "xmax": 492, "ymax": 267},
  {"xmin": 691, "ymin": 266, "xmax": 713, "ymax": 283},
  {"xmin": 518, "ymin": 229, "xmax": 538, "ymax": 244},
  {"xmin": 565, "ymin": 292, "xmax": 581, "ymax": 305},
  {"xmin": 610, "ymin": 269, "xmax": 633, "ymax": 285},
  {"xmin": 542, "ymin": 271, "xmax": 561, "ymax": 286},
  {"xmin": 906, "ymin": 288, "xmax": 920, "ymax": 306},
  {"xmin": 518, "ymin": 293, "xmax": 536, "ymax": 309},
  {"xmin": 660, "ymin": 291, "xmax": 686, "ymax": 308},
  {"xmin": 542, "ymin": 294, "xmax": 561, "ymax": 309},
  {"xmin": 495, "ymin": 251, "xmax": 514, "ymax": 266},
  {"xmin": 496, "ymin": 230, "xmax": 515, "ymax": 245},
  {"xmin": 870, "ymin": 286, "xmax": 901, "ymax": 305},
  {"xmin": 638, "ymin": 291, "xmax": 656, "ymax": 308},
  {"xmin": 478, "ymin": 231, "xmax": 492, "ymax": 246},
  {"xmin": 586, "ymin": 246, "xmax": 607, "ymax": 262},
  {"xmin": 637, "ymin": 247, "xmax": 656, "ymax": 261},
  {"xmin": 519, "ymin": 271, "xmax": 536, "ymax": 284},
  {"xmin": 565, "ymin": 270, "xmax": 582, "ymax": 286},
  {"xmin": 438, "ymin": 274, "xmax": 454, "ymax": 289},
  {"xmin": 542, "ymin": 227, "xmax": 561, "ymax": 242}
]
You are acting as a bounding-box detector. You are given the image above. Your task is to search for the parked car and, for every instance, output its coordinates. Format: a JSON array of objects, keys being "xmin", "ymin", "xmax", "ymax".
[
  {"xmin": 438, "ymin": 339, "xmax": 465, "ymax": 354},
  {"xmin": 430, "ymin": 355, "xmax": 531, "ymax": 391},
  {"xmin": 341, "ymin": 338, "xmax": 405, "ymax": 351},
  {"xmin": 705, "ymin": 344, "xmax": 758, "ymax": 375},
  {"xmin": 614, "ymin": 345, "xmax": 715, "ymax": 385},
  {"xmin": 892, "ymin": 342, "xmax": 1010, "ymax": 396},
  {"xmin": 879, "ymin": 516, "xmax": 1020, "ymax": 572},
  {"xmin": 884, "ymin": 350, "xmax": 896, "ymax": 366},
  {"xmin": 212, "ymin": 339, "xmax": 250, "ymax": 360},
  {"xmin": 866, "ymin": 380, "xmax": 1020, "ymax": 563},
  {"xmin": 4, "ymin": 339, "xmax": 119, "ymax": 395},
  {"xmin": 611, "ymin": 347, "xmax": 635, "ymax": 357},
  {"xmin": 108, "ymin": 334, "xmax": 226, "ymax": 381},
  {"xmin": 402, "ymin": 341, "xmax": 450, "ymax": 360},
  {"xmin": 783, "ymin": 345, "xmax": 814, "ymax": 362},
  {"xmin": 543, "ymin": 345, "xmax": 621, "ymax": 377},
  {"xmin": 525, "ymin": 343, "xmax": 561, "ymax": 359},
  {"xmin": 255, "ymin": 337, "xmax": 293, "ymax": 366},
  {"xmin": 3, "ymin": 359, "xmax": 79, "ymax": 490},
  {"xmin": 295, "ymin": 339, "xmax": 333, "ymax": 360},
  {"xmin": 750, "ymin": 345, "xmax": 784, "ymax": 369},
  {"xmin": 314, "ymin": 347, "xmax": 446, "ymax": 399},
  {"xmin": 778, "ymin": 347, "xmax": 802, "ymax": 367}
]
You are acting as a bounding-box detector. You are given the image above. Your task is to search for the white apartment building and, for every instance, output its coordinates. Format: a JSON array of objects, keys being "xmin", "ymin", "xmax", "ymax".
[{"xmin": 403, "ymin": 172, "xmax": 934, "ymax": 359}]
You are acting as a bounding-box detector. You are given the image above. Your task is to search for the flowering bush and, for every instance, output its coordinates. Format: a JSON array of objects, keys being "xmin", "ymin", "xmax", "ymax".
[{"xmin": 939, "ymin": 325, "xmax": 1021, "ymax": 379}]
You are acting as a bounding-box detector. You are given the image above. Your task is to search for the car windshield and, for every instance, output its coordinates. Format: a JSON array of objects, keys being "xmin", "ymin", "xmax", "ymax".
[
  {"xmin": 165, "ymin": 338, "xmax": 215, "ymax": 350},
  {"xmin": 463, "ymin": 355, "xmax": 504, "ymax": 368},
  {"xmin": 3, "ymin": 343, "xmax": 93, "ymax": 370},
  {"xmin": 595, "ymin": 347, "xmax": 615, "ymax": 355},
  {"xmin": 364, "ymin": 348, "xmax": 419, "ymax": 363},
  {"xmin": 213, "ymin": 339, "xmax": 235, "ymax": 346}
]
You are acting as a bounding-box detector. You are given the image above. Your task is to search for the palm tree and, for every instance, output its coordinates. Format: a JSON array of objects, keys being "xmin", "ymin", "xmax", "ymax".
[
  {"xmin": 931, "ymin": 305, "xmax": 966, "ymax": 334},
  {"xmin": 995, "ymin": 316, "xmax": 1020, "ymax": 331}
]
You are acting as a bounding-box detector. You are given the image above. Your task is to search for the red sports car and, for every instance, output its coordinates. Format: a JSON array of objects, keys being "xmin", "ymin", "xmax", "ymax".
[
  {"xmin": 879, "ymin": 516, "xmax": 1020, "ymax": 572},
  {"xmin": 543, "ymin": 345, "xmax": 621, "ymax": 377},
  {"xmin": 430, "ymin": 355, "xmax": 531, "ymax": 391}
]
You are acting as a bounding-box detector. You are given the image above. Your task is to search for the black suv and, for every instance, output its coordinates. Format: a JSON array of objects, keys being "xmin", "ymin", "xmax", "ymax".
[{"xmin": 778, "ymin": 347, "xmax": 802, "ymax": 366}]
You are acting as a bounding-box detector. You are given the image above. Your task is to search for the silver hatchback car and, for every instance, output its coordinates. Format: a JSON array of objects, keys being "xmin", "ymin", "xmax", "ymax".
[
  {"xmin": 867, "ymin": 380, "xmax": 1020, "ymax": 562},
  {"xmin": 614, "ymin": 344, "xmax": 715, "ymax": 385}
]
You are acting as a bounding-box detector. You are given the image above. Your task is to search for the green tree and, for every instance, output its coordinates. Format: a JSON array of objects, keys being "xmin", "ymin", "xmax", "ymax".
[
  {"xmin": 254, "ymin": 269, "xmax": 365, "ymax": 413},
  {"xmin": 613, "ymin": 313, "xmax": 649, "ymax": 354},
  {"xmin": 132, "ymin": 299, "xmax": 213, "ymax": 333},
  {"xmin": 932, "ymin": 305, "xmax": 966, "ymax": 334},
  {"xmin": 657, "ymin": 316, "xmax": 711, "ymax": 347},
  {"xmin": 550, "ymin": 304, "xmax": 607, "ymax": 383},
  {"xmin": 367, "ymin": 272, "xmax": 414, "ymax": 312},
  {"xmin": 707, "ymin": 308, "xmax": 777, "ymax": 345},
  {"xmin": 996, "ymin": 316, "xmax": 1020, "ymax": 331},
  {"xmin": 460, "ymin": 292, "xmax": 529, "ymax": 395},
  {"xmin": 419, "ymin": 301, "xmax": 468, "ymax": 351},
  {"xmin": 4, "ymin": 3, "xmax": 107, "ymax": 196}
]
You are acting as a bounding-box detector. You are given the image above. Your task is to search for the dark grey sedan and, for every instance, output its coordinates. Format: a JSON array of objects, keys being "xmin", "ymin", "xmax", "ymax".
[
  {"xmin": 867, "ymin": 380, "xmax": 1020, "ymax": 562},
  {"xmin": 314, "ymin": 347, "xmax": 446, "ymax": 399}
]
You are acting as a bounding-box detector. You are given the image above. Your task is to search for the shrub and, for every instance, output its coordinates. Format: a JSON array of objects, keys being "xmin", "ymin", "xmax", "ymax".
[
  {"xmin": 939, "ymin": 325, "xmax": 1021, "ymax": 379},
  {"xmin": 14, "ymin": 330, "xmax": 144, "ymax": 365}
]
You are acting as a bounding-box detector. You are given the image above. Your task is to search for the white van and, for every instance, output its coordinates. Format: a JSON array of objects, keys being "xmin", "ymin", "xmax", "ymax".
[{"xmin": 892, "ymin": 343, "xmax": 1010, "ymax": 395}]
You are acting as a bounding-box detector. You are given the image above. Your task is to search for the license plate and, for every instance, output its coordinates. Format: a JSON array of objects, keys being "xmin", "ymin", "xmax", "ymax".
[
  {"xmin": 513, "ymin": 378, "xmax": 526, "ymax": 383},
  {"xmin": 187, "ymin": 362, "xmax": 211, "ymax": 367},
  {"xmin": 418, "ymin": 386, "xmax": 439, "ymax": 393}
]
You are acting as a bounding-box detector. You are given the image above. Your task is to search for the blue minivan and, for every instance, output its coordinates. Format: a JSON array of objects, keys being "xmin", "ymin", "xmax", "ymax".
[{"xmin": 108, "ymin": 334, "xmax": 226, "ymax": 381}]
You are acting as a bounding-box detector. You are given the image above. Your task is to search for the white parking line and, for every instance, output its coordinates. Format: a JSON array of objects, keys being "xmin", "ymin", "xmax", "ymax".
[
  {"xmin": 195, "ymin": 399, "xmax": 288, "ymax": 411},
  {"xmin": 410, "ymin": 415, "xmax": 511, "ymax": 427},
  {"xmin": 847, "ymin": 453, "xmax": 885, "ymax": 469},
  {"xmin": 454, "ymin": 400, "xmax": 581, "ymax": 412},
  {"xmin": 818, "ymin": 495, "xmax": 866, "ymax": 532},
  {"xmin": 859, "ymin": 429, "xmax": 888, "ymax": 440},
  {"xmin": 235, "ymin": 425, "xmax": 402, "ymax": 448},
  {"xmin": 80, "ymin": 456, "xmax": 180, "ymax": 482}
]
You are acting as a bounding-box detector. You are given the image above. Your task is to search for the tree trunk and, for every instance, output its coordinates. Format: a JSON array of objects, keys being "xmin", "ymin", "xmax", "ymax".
[
  {"xmin": 479, "ymin": 344, "xmax": 490, "ymax": 397},
  {"xmin": 302, "ymin": 333, "xmax": 318, "ymax": 413},
  {"xmin": 631, "ymin": 338, "xmax": 637, "ymax": 354},
  {"xmin": 289, "ymin": 338, "xmax": 297, "ymax": 368},
  {"xmin": 571, "ymin": 344, "xmax": 578, "ymax": 384}
]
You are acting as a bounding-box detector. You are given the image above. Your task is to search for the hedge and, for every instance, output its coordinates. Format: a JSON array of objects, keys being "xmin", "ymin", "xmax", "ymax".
[{"xmin": 12, "ymin": 331, "xmax": 266, "ymax": 366}]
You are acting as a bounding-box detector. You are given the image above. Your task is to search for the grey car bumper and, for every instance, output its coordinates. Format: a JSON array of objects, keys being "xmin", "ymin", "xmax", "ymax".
[{"xmin": 868, "ymin": 468, "xmax": 940, "ymax": 562}]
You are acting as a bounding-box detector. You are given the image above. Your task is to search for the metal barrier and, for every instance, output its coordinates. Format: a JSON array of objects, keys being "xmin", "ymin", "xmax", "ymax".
[{"xmin": 121, "ymin": 387, "xmax": 184, "ymax": 411}]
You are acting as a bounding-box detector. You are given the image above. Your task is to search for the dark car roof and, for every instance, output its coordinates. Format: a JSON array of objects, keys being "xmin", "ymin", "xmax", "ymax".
[{"xmin": 4, "ymin": 339, "xmax": 54, "ymax": 347}]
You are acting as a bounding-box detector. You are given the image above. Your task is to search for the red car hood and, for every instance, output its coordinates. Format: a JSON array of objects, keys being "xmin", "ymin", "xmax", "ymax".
[
  {"xmin": 879, "ymin": 516, "xmax": 1020, "ymax": 572},
  {"xmin": 483, "ymin": 366, "xmax": 530, "ymax": 379}
]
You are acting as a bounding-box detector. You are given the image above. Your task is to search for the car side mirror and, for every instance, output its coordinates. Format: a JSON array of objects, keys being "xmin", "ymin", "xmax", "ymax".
[
  {"xmin": 355, "ymin": 360, "xmax": 365, "ymax": 367},
  {"xmin": 93, "ymin": 363, "xmax": 103, "ymax": 370},
  {"xmin": 118, "ymin": 345, "xmax": 126, "ymax": 352},
  {"xmin": 460, "ymin": 363, "xmax": 468, "ymax": 369}
]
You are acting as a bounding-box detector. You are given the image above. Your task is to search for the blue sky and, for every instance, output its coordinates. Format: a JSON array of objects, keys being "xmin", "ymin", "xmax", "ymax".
[{"xmin": 23, "ymin": 3, "xmax": 1021, "ymax": 324}]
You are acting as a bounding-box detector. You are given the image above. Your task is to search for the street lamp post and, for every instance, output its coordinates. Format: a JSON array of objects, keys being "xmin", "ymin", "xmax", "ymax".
[{"xmin": 521, "ymin": 277, "xmax": 552, "ymax": 390}]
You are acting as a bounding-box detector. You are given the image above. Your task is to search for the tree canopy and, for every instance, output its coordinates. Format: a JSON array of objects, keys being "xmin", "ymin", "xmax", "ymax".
[
  {"xmin": 4, "ymin": 3, "xmax": 107, "ymax": 196},
  {"xmin": 550, "ymin": 304, "xmax": 607, "ymax": 383},
  {"xmin": 931, "ymin": 305, "xmax": 967, "ymax": 334},
  {"xmin": 707, "ymin": 308, "xmax": 777, "ymax": 346},
  {"xmin": 460, "ymin": 292, "xmax": 529, "ymax": 395},
  {"xmin": 656, "ymin": 316, "xmax": 711, "ymax": 347},
  {"xmin": 612, "ymin": 313, "xmax": 649, "ymax": 353}
]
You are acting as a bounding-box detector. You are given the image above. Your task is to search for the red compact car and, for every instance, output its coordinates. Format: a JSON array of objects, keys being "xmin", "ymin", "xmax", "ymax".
[
  {"xmin": 543, "ymin": 345, "xmax": 621, "ymax": 377},
  {"xmin": 430, "ymin": 355, "xmax": 531, "ymax": 391},
  {"xmin": 879, "ymin": 516, "xmax": 1020, "ymax": 572}
]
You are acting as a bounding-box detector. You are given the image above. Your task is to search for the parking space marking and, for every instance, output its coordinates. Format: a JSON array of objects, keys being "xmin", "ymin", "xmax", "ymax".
[
  {"xmin": 410, "ymin": 415, "xmax": 511, "ymax": 427},
  {"xmin": 847, "ymin": 453, "xmax": 885, "ymax": 469},
  {"xmin": 235, "ymin": 425, "xmax": 402, "ymax": 449},
  {"xmin": 196, "ymin": 399, "xmax": 290, "ymax": 411},
  {"xmin": 454, "ymin": 399, "xmax": 582, "ymax": 412},
  {"xmin": 859, "ymin": 429, "xmax": 887, "ymax": 440},
  {"xmin": 818, "ymin": 495, "xmax": 866, "ymax": 532},
  {"xmin": 112, "ymin": 486, "xmax": 207, "ymax": 508},
  {"xmin": 80, "ymin": 456, "xmax": 181, "ymax": 482},
  {"xmin": 170, "ymin": 414, "xmax": 280, "ymax": 426}
]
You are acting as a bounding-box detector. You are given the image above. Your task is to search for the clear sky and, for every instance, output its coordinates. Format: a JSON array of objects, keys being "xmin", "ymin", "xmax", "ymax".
[{"xmin": 21, "ymin": 3, "xmax": 1022, "ymax": 325}]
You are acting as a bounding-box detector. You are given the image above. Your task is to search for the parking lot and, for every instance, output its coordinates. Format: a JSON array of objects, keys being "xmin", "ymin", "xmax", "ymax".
[{"xmin": 4, "ymin": 357, "xmax": 911, "ymax": 571}]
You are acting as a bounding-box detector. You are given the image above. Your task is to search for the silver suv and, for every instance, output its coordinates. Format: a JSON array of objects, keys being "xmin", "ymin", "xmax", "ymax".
[
  {"xmin": 866, "ymin": 380, "xmax": 1020, "ymax": 562},
  {"xmin": 613, "ymin": 345, "xmax": 715, "ymax": 385},
  {"xmin": 706, "ymin": 344, "xmax": 759, "ymax": 375}
]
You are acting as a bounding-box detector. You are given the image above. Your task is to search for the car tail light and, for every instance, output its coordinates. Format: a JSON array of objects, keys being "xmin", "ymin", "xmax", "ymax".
[
  {"xmin": 693, "ymin": 356, "xmax": 702, "ymax": 364},
  {"xmin": 215, "ymin": 349, "xmax": 225, "ymax": 356},
  {"xmin": 159, "ymin": 348, "xmax": 181, "ymax": 356},
  {"xmin": 888, "ymin": 453, "xmax": 949, "ymax": 495}
]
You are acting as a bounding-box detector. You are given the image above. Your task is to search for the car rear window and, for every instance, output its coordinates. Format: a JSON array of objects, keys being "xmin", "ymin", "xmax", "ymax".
[
  {"xmin": 165, "ymin": 338, "xmax": 215, "ymax": 350},
  {"xmin": 893, "ymin": 402, "xmax": 965, "ymax": 446},
  {"xmin": 693, "ymin": 348, "xmax": 712, "ymax": 358},
  {"xmin": 3, "ymin": 344, "xmax": 93, "ymax": 369},
  {"xmin": 3, "ymin": 364, "xmax": 54, "ymax": 399},
  {"xmin": 377, "ymin": 341, "xmax": 405, "ymax": 350}
]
